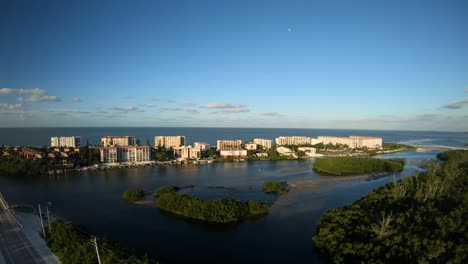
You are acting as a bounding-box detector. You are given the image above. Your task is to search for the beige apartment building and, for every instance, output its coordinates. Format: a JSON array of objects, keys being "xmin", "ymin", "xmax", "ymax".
[
  {"xmin": 154, "ymin": 136, "xmax": 185, "ymax": 149},
  {"xmin": 216, "ymin": 140, "xmax": 243, "ymax": 150},
  {"xmin": 220, "ymin": 149, "xmax": 247, "ymax": 157},
  {"xmin": 253, "ymin": 138, "xmax": 274, "ymax": 149},
  {"xmin": 245, "ymin": 143, "xmax": 257, "ymax": 150},
  {"xmin": 193, "ymin": 142, "xmax": 211, "ymax": 152},
  {"xmin": 317, "ymin": 136, "xmax": 383, "ymax": 149},
  {"xmin": 100, "ymin": 145, "xmax": 151, "ymax": 163},
  {"xmin": 101, "ymin": 136, "xmax": 136, "ymax": 147},
  {"xmin": 173, "ymin": 145, "xmax": 201, "ymax": 160},
  {"xmin": 51, "ymin": 136, "xmax": 81, "ymax": 148},
  {"xmin": 275, "ymin": 136, "xmax": 312, "ymax": 146}
]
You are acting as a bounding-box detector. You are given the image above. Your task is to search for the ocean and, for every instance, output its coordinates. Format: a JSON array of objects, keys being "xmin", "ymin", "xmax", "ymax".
[{"xmin": 0, "ymin": 127, "xmax": 466, "ymax": 147}]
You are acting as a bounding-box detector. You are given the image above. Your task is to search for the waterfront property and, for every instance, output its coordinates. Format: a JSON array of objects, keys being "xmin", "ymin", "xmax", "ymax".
[
  {"xmin": 277, "ymin": 146, "xmax": 295, "ymax": 156},
  {"xmin": 253, "ymin": 138, "xmax": 274, "ymax": 149},
  {"xmin": 220, "ymin": 148, "xmax": 247, "ymax": 158},
  {"xmin": 50, "ymin": 136, "xmax": 81, "ymax": 148},
  {"xmin": 245, "ymin": 143, "xmax": 257, "ymax": 150},
  {"xmin": 216, "ymin": 140, "xmax": 244, "ymax": 150},
  {"xmin": 100, "ymin": 145, "xmax": 151, "ymax": 163},
  {"xmin": 173, "ymin": 145, "xmax": 201, "ymax": 160},
  {"xmin": 155, "ymin": 136, "xmax": 185, "ymax": 149},
  {"xmin": 298, "ymin": 147, "xmax": 317, "ymax": 156},
  {"xmin": 193, "ymin": 142, "xmax": 211, "ymax": 152},
  {"xmin": 101, "ymin": 136, "xmax": 136, "ymax": 147},
  {"xmin": 317, "ymin": 135, "xmax": 383, "ymax": 149},
  {"xmin": 275, "ymin": 136, "xmax": 313, "ymax": 146}
]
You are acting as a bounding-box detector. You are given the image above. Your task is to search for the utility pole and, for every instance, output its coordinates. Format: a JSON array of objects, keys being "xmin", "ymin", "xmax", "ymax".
[
  {"xmin": 38, "ymin": 204, "xmax": 46, "ymax": 238},
  {"xmin": 46, "ymin": 205, "xmax": 51, "ymax": 233},
  {"xmin": 93, "ymin": 237, "xmax": 102, "ymax": 264}
]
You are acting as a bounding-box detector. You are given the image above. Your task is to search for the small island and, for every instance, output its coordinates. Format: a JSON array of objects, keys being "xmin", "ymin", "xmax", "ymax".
[
  {"xmin": 122, "ymin": 189, "xmax": 145, "ymax": 202},
  {"xmin": 313, "ymin": 157, "xmax": 406, "ymax": 176},
  {"xmin": 262, "ymin": 181, "xmax": 288, "ymax": 194},
  {"xmin": 154, "ymin": 185, "xmax": 270, "ymax": 223}
]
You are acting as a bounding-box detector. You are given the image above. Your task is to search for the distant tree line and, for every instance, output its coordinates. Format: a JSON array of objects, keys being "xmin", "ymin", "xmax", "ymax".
[{"xmin": 313, "ymin": 150, "xmax": 468, "ymax": 263}]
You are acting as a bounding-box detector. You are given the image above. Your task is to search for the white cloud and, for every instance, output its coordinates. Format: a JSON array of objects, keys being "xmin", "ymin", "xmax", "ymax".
[
  {"xmin": 186, "ymin": 109, "xmax": 200, "ymax": 114},
  {"xmin": 201, "ymin": 102, "xmax": 247, "ymax": 109},
  {"xmin": 72, "ymin": 97, "xmax": 82, "ymax": 103},
  {"xmin": 25, "ymin": 95, "xmax": 61, "ymax": 102},
  {"xmin": 0, "ymin": 88, "xmax": 47, "ymax": 95},
  {"xmin": 0, "ymin": 103, "xmax": 23, "ymax": 111},
  {"xmin": 184, "ymin": 102, "xmax": 198, "ymax": 107},
  {"xmin": 261, "ymin": 112, "xmax": 283, "ymax": 117},
  {"xmin": 159, "ymin": 107, "xmax": 183, "ymax": 111},
  {"xmin": 211, "ymin": 108, "xmax": 250, "ymax": 114},
  {"xmin": 111, "ymin": 105, "xmax": 143, "ymax": 112},
  {"xmin": 443, "ymin": 98, "xmax": 468, "ymax": 109}
]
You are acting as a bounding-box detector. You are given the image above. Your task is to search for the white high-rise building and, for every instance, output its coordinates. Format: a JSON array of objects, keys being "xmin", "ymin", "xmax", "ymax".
[
  {"xmin": 101, "ymin": 136, "xmax": 136, "ymax": 147},
  {"xmin": 173, "ymin": 145, "xmax": 201, "ymax": 160},
  {"xmin": 50, "ymin": 136, "xmax": 81, "ymax": 147},
  {"xmin": 193, "ymin": 142, "xmax": 211, "ymax": 152},
  {"xmin": 253, "ymin": 138, "xmax": 274, "ymax": 149},
  {"xmin": 275, "ymin": 136, "xmax": 312, "ymax": 146},
  {"xmin": 154, "ymin": 136, "xmax": 185, "ymax": 148},
  {"xmin": 317, "ymin": 136, "xmax": 383, "ymax": 149},
  {"xmin": 100, "ymin": 146, "xmax": 151, "ymax": 163},
  {"xmin": 216, "ymin": 140, "xmax": 243, "ymax": 150}
]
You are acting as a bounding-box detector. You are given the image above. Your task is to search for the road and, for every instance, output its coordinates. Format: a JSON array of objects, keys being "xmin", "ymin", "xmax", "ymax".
[{"xmin": 0, "ymin": 206, "xmax": 46, "ymax": 264}]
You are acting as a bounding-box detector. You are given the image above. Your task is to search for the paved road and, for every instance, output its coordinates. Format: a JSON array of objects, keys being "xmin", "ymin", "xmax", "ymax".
[{"xmin": 0, "ymin": 206, "xmax": 46, "ymax": 264}]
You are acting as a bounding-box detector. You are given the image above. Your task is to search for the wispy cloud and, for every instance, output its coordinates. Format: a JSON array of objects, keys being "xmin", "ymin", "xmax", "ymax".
[
  {"xmin": 111, "ymin": 105, "xmax": 144, "ymax": 112},
  {"xmin": 0, "ymin": 88, "xmax": 47, "ymax": 96},
  {"xmin": 186, "ymin": 109, "xmax": 200, "ymax": 114},
  {"xmin": 0, "ymin": 88, "xmax": 61, "ymax": 102},
  {"xmin": 25, "ymin": 95, "xmax": 61, "ymax": 102},
  {"xmin": 159, "ymin": 107, "xmax": 183, "ymax": 111},
  {"xmin": 211, "ymin": 108, "xmax": 250, "ymax": 114},
  {"xmin": 0, "ymin": 103, "xmax": 24, "ymax": 111},
  {"xmin": 72, "ymin": 97, "xmax": 82, "ymax": 103},
  {"xmin": 465, "ymin": 88, "xmax": 468, "ymax": 93},
  {"xmin": 201, "ymin": 102, "xmax": 247, "ymax": 109},
  {"xmin": 260, "ymin": 112, "xmax": 283, "ymax": 117},
  {"xmin": 184, "ymin": 102, "xmax": 198, "ymax": 107},
  {"xmin": 153, "ymin": 97, "xmax": 175, "ymax": 103},
  {"xmin": 443, "ymin": 98, "xmax": 468, "ymax": 109}
]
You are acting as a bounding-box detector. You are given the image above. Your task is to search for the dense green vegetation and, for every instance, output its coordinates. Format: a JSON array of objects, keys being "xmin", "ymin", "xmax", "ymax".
[
  {"xmin": 0, "ymin": 156, "xmax": 49, "ymax": 176},
  {"xmin": 313, "ymin": 157, "xmax": 406, "ymax": 176},
  {"xmin": 313, "ymin": 150, "xmax": 468, "ymax": 263},
  {"xmin": 154, "ymin": 185, "xmax": 178, "ymax": 196},
  {"xmin": 122, "ymin": 189, "xmax": 145, "ymax": 202},
  {"xmin": 46, "ymin": 220, "xmax": 153, "ymax": 264},
  {"xmin": 155, "ymin": 187, "xmax": 270, "ymax": 223},
  {"xmin": 382, "ymin": 142, "xmax": 416, "ymax": 150},
  {"xmin": 262, "ymin": 181, "xmax": 288, "ymax": 194}
]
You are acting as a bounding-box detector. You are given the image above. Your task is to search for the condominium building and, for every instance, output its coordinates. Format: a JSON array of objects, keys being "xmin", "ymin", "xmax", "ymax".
[
  {"xmin": 173, "ymin": 145, "xmax": 201, "ymax": 160},
  {"xmin": 317, "ymin": 136, "xmax": 383, "ymax": 149},
  {"xmin": 154, "ymin": 136, "xmax": 185, "ymax": 149},
  {"xmin": 193, "ymin": 142, "xmax": 211, "ymax": 152},
  {"xmin": 216, "ymin": 140, "xmax": 243, "ymax": 150},
  {"xmin": 253, "ymin": 138, "xmax": 274, "ymax": 149},
  {"xmin": 275, "ymin": 136, "xmax": 312, "ymax": 146},
  {"xmin": 220, "ymin": 149, "xmax": 247, "ymax": 157},
  {"xmin": 50, "ymin": 136, "xmax": 81, "ymax": 148},
  {"xmin": 100, "ymin": 146, "xmax": 151, "ymax": 163},
  {"xmin": 245, "ymin": 143, "xmax": 257, "ymax": 150},
  {"xmin": 101, "ymin": 136, "xmax": 136, "ymax": 147}
]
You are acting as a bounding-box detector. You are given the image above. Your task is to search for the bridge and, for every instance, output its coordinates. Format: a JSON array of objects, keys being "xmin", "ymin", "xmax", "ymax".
[{"xmin": 0, "ymin": 193, "xmax": 58, "ymax": 264}]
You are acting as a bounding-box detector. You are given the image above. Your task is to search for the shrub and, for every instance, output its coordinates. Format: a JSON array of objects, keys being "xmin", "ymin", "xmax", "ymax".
[
  {"xmin": 122, "ymin": 189, "xmax": 145, "ymax": 202},
  {"xmin": 262, "ymin": 181, "xmax": 288, "ymax": 194},
  {"xmin": 154, "ymin": 185, "xmax": 177, "ymax": 196}
]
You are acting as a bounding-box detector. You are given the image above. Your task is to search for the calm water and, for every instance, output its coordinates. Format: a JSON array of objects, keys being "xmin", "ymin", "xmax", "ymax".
[
  {"xmin": 0, "ymin": 149, "xmax": 442, "ymax": 263},
  {"xmin": 0, "ymin": 128, "xmax": 466, "ymax": 263},
  {"xmin": 0, "ymin": 127, "xmax": 466, "ymax": 147}
]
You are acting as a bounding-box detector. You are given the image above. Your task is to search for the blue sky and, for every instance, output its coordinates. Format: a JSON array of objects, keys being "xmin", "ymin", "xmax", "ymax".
[{"xmin": 1, "ymin": 0, "xmax": 467, "ymax": 131}]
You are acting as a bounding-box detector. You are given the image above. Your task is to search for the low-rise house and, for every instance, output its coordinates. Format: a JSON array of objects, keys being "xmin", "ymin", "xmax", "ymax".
[
  {"xmin": 220, "ymin": 149, "xmax": 247, "ymax": 158},
  {"xmin": 173, "ymin": 145, "xmax": 201, "ymax": 160},
  {"xmin": 256, "ymin": 153, "xmax": 268, "ymax": 157},
  {"xmin": 277, "ymin": 146, "xmax": 294, "ymax": 156},
  {"xmin": 298, "ymin": 147, "xmax": 317, "ymax": 157}
]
